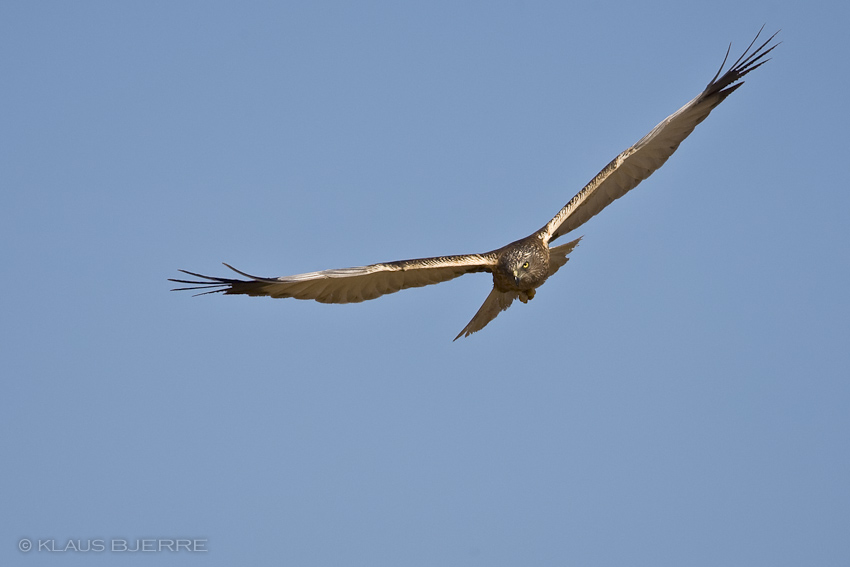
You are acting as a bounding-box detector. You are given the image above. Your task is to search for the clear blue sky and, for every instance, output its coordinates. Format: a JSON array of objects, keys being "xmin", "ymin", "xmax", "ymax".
[{"xmin": 3, "ymin": 2, "xmax": 849, "ymax": 566}]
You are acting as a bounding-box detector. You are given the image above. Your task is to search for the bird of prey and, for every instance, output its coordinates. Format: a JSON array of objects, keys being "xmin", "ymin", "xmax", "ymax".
[{"xmin": 171, "ymin": 29, "xmax": 778, "ymax": 340}]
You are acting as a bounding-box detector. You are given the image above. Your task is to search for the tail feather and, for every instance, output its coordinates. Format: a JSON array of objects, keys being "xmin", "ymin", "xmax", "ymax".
[
  {"xmin": 454, "ymin": 287, "xmax": 519, "ymax": 341},
  {"xmin": 547, "ymin": 237, "xmax": 582, "ymax": 276}
]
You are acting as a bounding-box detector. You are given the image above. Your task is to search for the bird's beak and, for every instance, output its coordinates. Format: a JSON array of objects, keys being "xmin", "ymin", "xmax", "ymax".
[{"xmin": 513, "ymin": 270, "xmax": 520, "ymax": 287}]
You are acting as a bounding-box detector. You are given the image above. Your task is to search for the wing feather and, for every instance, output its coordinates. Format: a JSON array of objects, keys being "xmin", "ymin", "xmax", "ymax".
[
  {"xmin": 540, "ymin": 28, "xmax": 779, "ymax": 243},
  {"xmin": 170, "ymin": 253, "xmax": 498, "ymax": 304}
]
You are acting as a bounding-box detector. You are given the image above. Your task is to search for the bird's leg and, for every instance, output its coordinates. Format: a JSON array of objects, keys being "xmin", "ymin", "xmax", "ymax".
[{"xmin": 518, "ymin": 289, "xmax": 536, "ymax": 304}]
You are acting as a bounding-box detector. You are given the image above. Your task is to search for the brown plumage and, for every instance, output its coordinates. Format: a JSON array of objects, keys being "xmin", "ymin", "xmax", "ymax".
[{"xmin": 170, "ymin": 29, "xmax": 778, "ymax": 340}]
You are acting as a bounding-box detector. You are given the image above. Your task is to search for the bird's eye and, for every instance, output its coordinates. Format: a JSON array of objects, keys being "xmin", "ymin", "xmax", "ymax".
[{"xmin": 522, "ymin": 261, "xmax": 529, "ymax": 269}]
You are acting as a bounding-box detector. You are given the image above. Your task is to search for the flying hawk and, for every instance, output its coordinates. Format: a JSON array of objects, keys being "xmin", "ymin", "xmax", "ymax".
[{"xmin": 171, "ymin": 29, "xmax": 779, "ymax": 340}]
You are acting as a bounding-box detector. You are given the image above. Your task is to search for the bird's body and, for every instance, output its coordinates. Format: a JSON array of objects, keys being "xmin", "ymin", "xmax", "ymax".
[
  {"xmin": 171, "ymin": 29, "xmax": 779, "ymax": 340},
  {"xmin": 492, "ymin": 235, "xmax": 550, "ymax": 295}
]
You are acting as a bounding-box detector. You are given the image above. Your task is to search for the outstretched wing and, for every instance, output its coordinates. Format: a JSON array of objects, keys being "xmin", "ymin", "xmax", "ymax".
[
  {"xmin": 539, "ymin": 28, "xmax": 779, "ymax": 243},
  {"xmin": 170, "ymin": 253, "xmax": 497, "ymax": 304}
]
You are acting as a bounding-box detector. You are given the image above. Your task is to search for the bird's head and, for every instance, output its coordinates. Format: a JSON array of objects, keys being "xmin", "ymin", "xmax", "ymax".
[
  {"xmin": 512, "ymin": 258, "xmax": 532, "ymax": 287},
  {"xmin": 497, "ymin": 243, "xmax": 549, "ymax": 291}
]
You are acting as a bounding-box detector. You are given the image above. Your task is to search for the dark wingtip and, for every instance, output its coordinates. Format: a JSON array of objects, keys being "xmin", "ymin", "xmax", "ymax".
[
  {"xmin": 169, "ymin": 268, "xmax": 233, "ymax": 294},
  {"xmin": 705, "ymin": 27, "xmax": 780, "ymax": 98}
]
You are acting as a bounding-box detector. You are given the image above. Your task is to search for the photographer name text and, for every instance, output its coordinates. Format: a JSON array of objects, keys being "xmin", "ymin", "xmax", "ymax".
[{"xmin": 18, "ymin": 537, "xmax": 207, "ymax": 553}]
